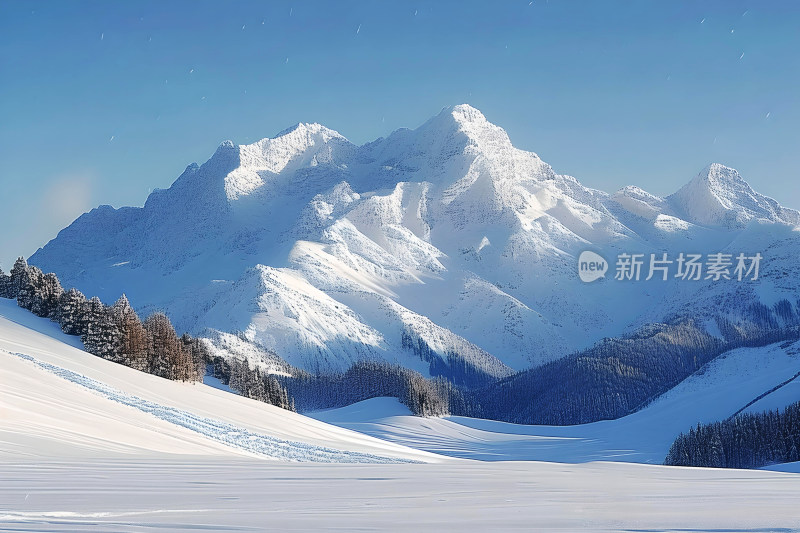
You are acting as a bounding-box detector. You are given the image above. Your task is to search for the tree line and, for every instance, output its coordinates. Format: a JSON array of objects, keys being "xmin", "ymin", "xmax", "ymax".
[
  {"xmin": 1, "ymin": 257, "xmax": 299, "ymax": 411},
  {"xmin": 282, "ymin": 360, "xmax": 467, "ymax": 417},
  {"xmin": 206, "ymin": 352, "xmax": 294, "ymax": 411},
  {"xmin": 0, "ymin": 257, "xmax": 203, "ymax": 381},
  {"xmin": 665, "ymin": 400, "xmax": 800, "ymax": 468}
]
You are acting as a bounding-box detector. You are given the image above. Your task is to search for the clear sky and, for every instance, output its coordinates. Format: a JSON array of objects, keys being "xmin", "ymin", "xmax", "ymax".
[{"xmin": 1, "ymin": 1, "xmax": 798, "ymax": 270}]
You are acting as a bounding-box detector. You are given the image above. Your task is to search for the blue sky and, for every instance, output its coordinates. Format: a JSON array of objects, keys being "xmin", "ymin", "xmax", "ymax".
[{"xmin": 1, "ymin": 1, "xmax": 799, "ymax": 269}]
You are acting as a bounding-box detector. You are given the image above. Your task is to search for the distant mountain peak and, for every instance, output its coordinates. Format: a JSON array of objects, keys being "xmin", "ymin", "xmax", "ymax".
[
  {"xmin": 272, "ymin": 121, "xmax": 348, "ymax": 141},
  {"xmin": 668, "ymin": 163, "xmax": 799, "ymax": 228},
  {"xmin": 699, "ymin": 162, "xmax": 750, "ymax": 191},
  {"xmin": 449, "ymin": 103, "xmax": 489, "ymax": 124}
]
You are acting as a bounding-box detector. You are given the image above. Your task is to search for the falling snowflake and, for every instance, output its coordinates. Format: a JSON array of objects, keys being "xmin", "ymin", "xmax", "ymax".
[
  {"xmin": 100, "ymin": 32, "xmax": 104, "ymax": 40},
  {"xmin": 285, "ymin": 57, "xmax": 289, "ymax": 64},
  {"xmin": 190, "ymin": 68, "xmax": 194, "ymax": 73},
  {"xmin": 700, "ymin": 18, "xmax": 705, "ymax": 23},
  {"xmin": 766, "ymin": 112, "xmax": 771, "ymax": 119},
  {"xmin": 356, "ymin": 24, "xmax": 361, "ymax": 34},
  {"xmin": 739, "ymin": 52, "xmax": 744, "ymax": 59},
  {"xmin": 242, "ymin": 25, "xmax": 245, "ymax": 30},
  {"xmin": 109, "ymin": 135, "xmax": 115, "ymax": 142}
]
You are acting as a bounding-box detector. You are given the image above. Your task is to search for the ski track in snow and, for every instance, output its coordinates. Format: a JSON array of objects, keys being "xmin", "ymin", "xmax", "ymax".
[{"xmin": 6, "ymin": 350, "xmax": 415, "ymax": 464}]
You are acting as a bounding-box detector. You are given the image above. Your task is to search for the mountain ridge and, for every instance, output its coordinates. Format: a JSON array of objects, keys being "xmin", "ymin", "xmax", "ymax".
[{"xmin": 29, "ymin": 104, "xmax": 800, "ymax": 379}]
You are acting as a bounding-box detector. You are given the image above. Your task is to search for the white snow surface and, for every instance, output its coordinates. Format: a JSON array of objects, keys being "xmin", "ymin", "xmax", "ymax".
[
  {"xmin": 3, "ymin": 299, "xmax": 800, "ymax": 531},
  {"xmin": 29, "ymin": 105, "xmax": 800, "ymax": 377},
  {"xmin": 3, "ymin": 459, "xmax": 800, "ymax": 532},
  {"xmin": 0, "ymin": 299, "xmax": 438, "ymax": 463}
]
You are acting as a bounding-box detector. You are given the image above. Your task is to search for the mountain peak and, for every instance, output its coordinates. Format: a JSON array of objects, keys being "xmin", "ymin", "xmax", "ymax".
[
  {"xmin": 430, "ymin": 104, "xmax": 492, "ymax": 130},
  {"xmin": 273, "ymin": 122, "xmax": 347, "ymax": 141},
  {"xmin": 232, "ymin": 122, "xmax": 352, "ymax": 182},
  {"xmin": 668, "ymin": 164, "xmax": 799, "ymax": 228},
  {"xmin": 449, "ymin": 104, "xmax": 489, "ymax": 124},
  {"xmin": 699, "ymin": 163, "xmax": 749, "ymax": 190},
  {"xmin": 416, "ymin": 104, "xmax": 512, "ymax": 154}
]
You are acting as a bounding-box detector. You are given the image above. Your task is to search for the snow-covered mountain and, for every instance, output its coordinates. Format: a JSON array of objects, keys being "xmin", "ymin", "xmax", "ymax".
[{"xmin": 30, "ymin": 105, "xmax": 800, "ymax": 378}]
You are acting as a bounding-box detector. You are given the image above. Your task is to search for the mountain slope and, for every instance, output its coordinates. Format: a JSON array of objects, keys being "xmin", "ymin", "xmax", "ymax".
[
  {"xmin": 29, "ymin": 105, "xmax": 800, "ymax": 379},
  {"xmin": 312, "ymin": 340, "xmax": 800, "ymax": 464},
  {"xmin": 0, "ymin": 298, "xmax": 440, "ymax": 463}
]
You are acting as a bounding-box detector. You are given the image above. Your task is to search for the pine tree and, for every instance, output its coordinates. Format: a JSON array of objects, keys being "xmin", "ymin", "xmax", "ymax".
[
  {"xmin": 112, "ymin": 295, "xmax": 148, "ymax": 370},
  {"xmin": 32, "ymin": 272, "xmax": 63, "ymax": 318},
  {"xmin": 81, "ymin": 297, "xmax": 122, "ymax": 361},
  {"xmin": 180, "ymin": 334, "xmax": 209, "ymax": 382},
  {"xmin": 143, "ymin": 312, "xmax": 194, "ymax": 381},
  {"xmin": 16, "ymin": 265, "xmax": 42, "ymax": 312},
  {"xmin": 8, "ymin": 257, "xmax": 29, "ymax": 299},
  {"xmin": 0, "ymin": 267, "xmax": 11, "ymax": 298},
  {"xmin": 56, "ymin": 289, "xmax": 87, "ymax": 335}
]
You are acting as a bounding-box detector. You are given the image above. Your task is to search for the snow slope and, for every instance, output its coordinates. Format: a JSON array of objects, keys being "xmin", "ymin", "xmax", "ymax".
[
  {"xmin": 0, "ymin": 298, "xmax": 439, "ymax": 463},
  {"xmin": 4, "ymin": 459, "xmax": 800, "ymax": 532},
  {"xmin": 29, "ymin": 105, "xmax": 800, "ymax": 378},
  {"xmin": 3, "ymin": 300, "xmax": 800, "ymax": 531},
  {"xmin": 312, "ymin": 340, "xmax": 800, "ymax": 464}
]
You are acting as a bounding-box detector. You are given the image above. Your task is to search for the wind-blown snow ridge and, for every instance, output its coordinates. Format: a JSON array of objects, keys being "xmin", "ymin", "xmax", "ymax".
[{"xmin": 6, "ymin": 349, "xmax": 415, "ymax": 464}]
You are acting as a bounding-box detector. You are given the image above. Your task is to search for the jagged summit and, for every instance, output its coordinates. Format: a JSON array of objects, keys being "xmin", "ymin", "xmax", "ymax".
[
  {"xmin": 694, "ymin": 163, "xmax": 754, "ymax": 196},
  {"xmin": 668, "ymin": 163, "xmax": 799, "ymax": 228},
  {"xmin": 448, "ymin": 103, "xmax": 489, "ymax": 124},
  {"xmin": 418, "ymin": 104, "xmax": 512, "ymax": 150},
  {"xmin": 273, "ymin": 121, "xmax": 347, "ymax": 140}
]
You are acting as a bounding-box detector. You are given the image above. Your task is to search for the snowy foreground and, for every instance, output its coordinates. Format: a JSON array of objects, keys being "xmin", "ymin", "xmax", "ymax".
[
  {"xmin": 3, "ymin": 299, "xmax": 800, "ymax": 531},
  {"xmin": 4, "ymin": 459, "xmax": 800, "ymax": 532}
]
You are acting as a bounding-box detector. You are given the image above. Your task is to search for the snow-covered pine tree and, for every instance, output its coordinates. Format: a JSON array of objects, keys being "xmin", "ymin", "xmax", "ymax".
[
  {"xmin": 56, "ymin": 288, "xmax": 87, "ymax": 335},
  {"xmin": 12, "ymin": 261, "xmax": 63, "ymax": 317},
  {"xmin": 32, "ymin": 272, "xmax": 63, "ymax": 318},
  {"xmin": 0, "ymin": 267, "xmax": 11, "ymax": 298},
  {"xmin": 8, "ymin": 257, "xmax": 29, "ymax": 299},
  {"xmin": 144, "ymin": 313, "xmax": 173, "ymax": 378},
  {"xmin": 81, "ymin": 297, "xmax": 122, "ymax": 362},
  {"xmin": 15, "ymin": 265, "xmax": 42, "ymax": 312}
]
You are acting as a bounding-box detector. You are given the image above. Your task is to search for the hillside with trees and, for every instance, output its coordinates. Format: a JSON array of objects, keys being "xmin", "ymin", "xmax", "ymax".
[{"xmin": 665, "ymin": 401, "xmax": 800, "ymax": 468}]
